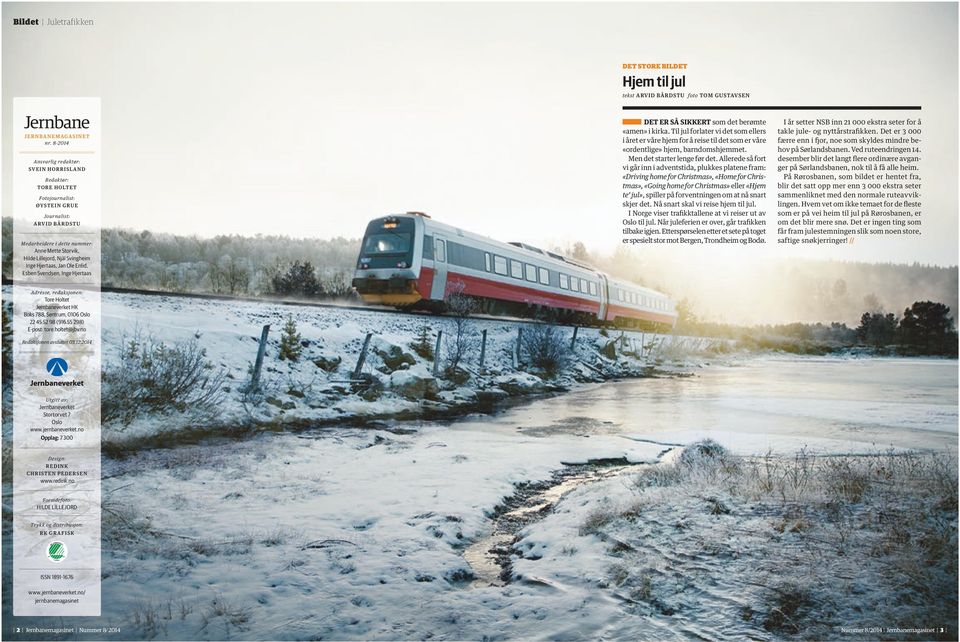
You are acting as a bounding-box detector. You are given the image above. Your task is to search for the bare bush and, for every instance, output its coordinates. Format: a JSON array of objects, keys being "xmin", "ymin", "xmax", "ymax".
[
  {"xmin": 102, "ymin": 329, "xmax": 227, "ymax": 425},
  {"xmin": 521, "ymin": 324, "xmax": 570, "ymax": 378},
  {"xmin": 444, "ymin": 316, "xmax": 475, "ymax": 373},
  {"xmin": 443, "ymin": 281, "xmax": 477, "ymax": 373}
]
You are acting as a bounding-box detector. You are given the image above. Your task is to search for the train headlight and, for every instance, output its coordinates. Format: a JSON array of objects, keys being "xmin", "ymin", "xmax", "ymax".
[{"xmin": 396, "ymin": 261, "xmax": 408, "ymax": 268}]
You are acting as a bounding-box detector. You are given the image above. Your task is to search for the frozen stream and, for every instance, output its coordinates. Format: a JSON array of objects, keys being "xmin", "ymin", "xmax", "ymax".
[{"xmin": 440, "ymin": 355, "xmax": 958, "ymax": 454}]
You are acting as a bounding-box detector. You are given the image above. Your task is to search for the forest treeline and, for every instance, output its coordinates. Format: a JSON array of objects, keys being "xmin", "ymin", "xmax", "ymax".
[
  {"xmin": 674, "ymin": 298, "xmax": 958, "ymax": 356},
  {"xmin": 2, "ymin": 218, "xmax": 359, "ymax": 297}
]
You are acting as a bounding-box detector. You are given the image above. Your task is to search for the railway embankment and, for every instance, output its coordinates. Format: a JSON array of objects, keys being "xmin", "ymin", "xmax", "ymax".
[{"xmin": 81, "ymin": 291, "xmax": 727, "ymax": 455}]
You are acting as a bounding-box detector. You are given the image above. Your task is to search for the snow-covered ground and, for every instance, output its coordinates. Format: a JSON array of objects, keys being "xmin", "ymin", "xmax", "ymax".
[
  {"xmin": 2, "ymin": 291, "xmax": 956, "ymax": 640},
  {"xmin": 92, "ymin": 354, "xmax": 958, "ymax": 640},
  {"xmin": 94, "ymin": 292, "xmax": 706, "ymax": 449},
  {"xmin": 94, "ymin": 426, "xmax": 677, "ymax": 640}
]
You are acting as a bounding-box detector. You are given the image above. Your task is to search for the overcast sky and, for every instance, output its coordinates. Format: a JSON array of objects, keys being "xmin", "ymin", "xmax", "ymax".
[{"xmin": 3, "ymin": 2, "xmax": 957, "ymax": 266}]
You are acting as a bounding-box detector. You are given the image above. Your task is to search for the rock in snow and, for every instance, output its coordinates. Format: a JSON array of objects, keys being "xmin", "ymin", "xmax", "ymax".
[{"xmin": 389, "ymin": 370, "xmax": 440, "ymax": 399}]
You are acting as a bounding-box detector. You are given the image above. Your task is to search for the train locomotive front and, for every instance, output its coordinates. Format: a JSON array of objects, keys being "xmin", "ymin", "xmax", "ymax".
[{"xmin": 352, "ymin": 214, "xmax": 426, "ymax": 306}]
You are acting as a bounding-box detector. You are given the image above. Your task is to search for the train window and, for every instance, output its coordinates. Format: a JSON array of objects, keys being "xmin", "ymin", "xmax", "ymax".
[
  {"xmin": 510, "ymin": 260, "xmax": 523, "ymax": 279},
  {"xmin": 485, "ymin": 253, "xmax": 491, "ymax": 272},
  {"xmin": 618, "ymin": 289, "xmax": 624, "ymax": 302},
  {"xmin": 525, "ymin": 264, "xmax": 537, "ymax": 282},
  {"xmin": 539, "ymin": 267, "xmax": 549, "ymax": 285},
  {"xmin": 422, "ymin": 235, "xmax": 434, "ymax": 260},
  {"xmin": 364, "ymin": 232, "xmax": 413, "ymax": 255},
  {"xmin": 435, "ymin": 239, "xmax": 446, "ymax": 262},
  {"xmin": 589, "ymin": 282, "xmax": 597, "ymax": 296},
  {"xmin": 494, "ymin": 255, "xmax": 508, "ymax": 275},
  {"xmin": 559, "ymin": 274, "xmax": 568, "ymax": 289},
  {"xmin": 447, "ymin": 241, "xmax": 484, "ymax": 270}
]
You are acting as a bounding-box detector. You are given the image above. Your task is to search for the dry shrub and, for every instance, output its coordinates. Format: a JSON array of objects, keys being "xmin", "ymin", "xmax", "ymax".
[
  {"xmin": 580, "ymin": 505, "xmax": 617, "ymax": 535},
  {"xmin": 521, "ymin": 324, "xmax": 570, "ymax": 378},
  {"xmin": 622, "ymin": 442, "xmax": 957, "ymax": 637},
  {"xmin": 636, "ymin": 439, "xmax": 740, "ymax": 493},
  {"xmin": 822, "ymin": 456, "xmax": 872, "ymax": 503},
  {"xmin": 201, "ymin": 593, "xmax": 252, "ymax": 634},
  {"xmin": 762, "ymin": 583, "xmax": 814, "ymax": 634},
  {"xmin": 102, "ymin": 501, "xmax": 154, "ymax": 547},
  {"xmin": 102, "ymin": 328, "xmax": 227, "ymax": 425}
]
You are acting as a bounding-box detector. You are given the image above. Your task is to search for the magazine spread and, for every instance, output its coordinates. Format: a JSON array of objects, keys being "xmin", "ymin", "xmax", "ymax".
[{"xmin": 1, "ymin": 2, "xmax": 957, "ymax": 641}]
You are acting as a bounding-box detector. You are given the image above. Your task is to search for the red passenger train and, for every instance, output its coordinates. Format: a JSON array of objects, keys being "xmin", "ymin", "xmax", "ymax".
[{"xmin": 351, "ymin": 212, "xmax": 677, "ymax": 330}]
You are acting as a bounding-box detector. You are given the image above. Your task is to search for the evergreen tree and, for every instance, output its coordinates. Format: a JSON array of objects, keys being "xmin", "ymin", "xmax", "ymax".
[
  {"xmin": 898, "ymin": 301, "xmax": 957, "ymax": 354},
  {"xmin": 856, "ymin": 312, "xmax": 898, "ymax": 347},
  {"xmin": 279, "ymin": 315, "xmax": 302, "ymax": 362},
  {"xmin": 271, "ymin": 261, "xmax": 322, "ymax": 297},
  {"xmin": 411, "ymin": 325, "xmax": 434, "ymax": 360}
]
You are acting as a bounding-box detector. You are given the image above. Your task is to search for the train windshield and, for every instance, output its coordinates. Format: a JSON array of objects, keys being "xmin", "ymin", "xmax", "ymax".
[{"xmin": 363, "ymin": 232, "xmax": 412, "ymax": 255}]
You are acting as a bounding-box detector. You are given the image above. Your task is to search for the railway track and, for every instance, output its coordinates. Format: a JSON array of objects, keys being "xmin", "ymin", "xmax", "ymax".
[{"xmin": 92, "ymin": 285, "xmax": 670, "ymax": 338}]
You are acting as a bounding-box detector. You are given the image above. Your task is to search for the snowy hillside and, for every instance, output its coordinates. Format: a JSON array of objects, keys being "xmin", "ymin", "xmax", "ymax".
[{"xmin": 96, "ymin": 291, "xmax": 714, "ymax": 450}]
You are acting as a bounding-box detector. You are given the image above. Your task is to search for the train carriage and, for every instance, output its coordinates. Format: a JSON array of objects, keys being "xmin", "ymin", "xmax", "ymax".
[{"xmin": 352, "ymin": 212, "xmax": 676, "ymax": 330}]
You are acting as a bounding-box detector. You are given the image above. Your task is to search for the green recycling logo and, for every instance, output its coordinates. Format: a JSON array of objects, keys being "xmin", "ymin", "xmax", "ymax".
[{"xmin": 46, "ymin": 541, "xmax": 67, "ymax": 562}]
